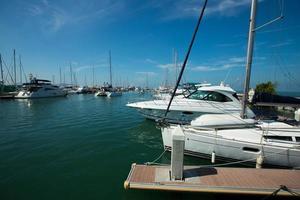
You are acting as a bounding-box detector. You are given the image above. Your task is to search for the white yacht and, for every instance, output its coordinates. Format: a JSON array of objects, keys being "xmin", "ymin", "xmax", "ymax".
[
  {"xmin": 127, "ymin": 83, "xmax": 254, "ymax": 124},
  {"xmin": 161, "ymin": 115, "xmax": 300, "ymax": 168},
  {"xmin": 15, "ymin": 78, "xmax": 67, "ymax": 98}
]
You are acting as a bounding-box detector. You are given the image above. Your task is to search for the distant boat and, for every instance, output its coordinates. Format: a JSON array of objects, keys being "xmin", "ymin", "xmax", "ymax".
[
  {"xmin": 95, "ymin": 88, "xmax": 107, "ymax": 96},
  {"xmin": 106, "ymin": 90, "xmax": 122, "ymax": 97},
  {"xmin": 95, "ymin": 51, "xmax": 122, "ymax": 97},
  {"xmin": 15, "ymin": 78, "xmax": 67, "ymax": 98}
]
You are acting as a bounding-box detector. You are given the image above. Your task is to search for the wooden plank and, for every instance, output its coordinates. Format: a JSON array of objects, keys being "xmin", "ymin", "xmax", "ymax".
[{"xmin": 124, "ymin": 164, "xmax": 300, "ymax": 196}]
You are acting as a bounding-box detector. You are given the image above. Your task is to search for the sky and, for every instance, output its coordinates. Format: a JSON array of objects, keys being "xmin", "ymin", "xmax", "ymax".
[{"xmin": 0, "ymin": 0, "xmax": 300, "ymax": 91}]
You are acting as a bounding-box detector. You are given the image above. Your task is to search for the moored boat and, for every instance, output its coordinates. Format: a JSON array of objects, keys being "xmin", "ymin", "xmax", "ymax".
[{"xmin": 15, "ymin": 78, "xmax": 67, "ymax": 98}]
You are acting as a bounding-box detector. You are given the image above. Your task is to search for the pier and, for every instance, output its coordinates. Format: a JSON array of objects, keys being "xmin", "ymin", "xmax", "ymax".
[{"xmin": 124, "ymin": 164, "xmax": 300, "ymax": 196}]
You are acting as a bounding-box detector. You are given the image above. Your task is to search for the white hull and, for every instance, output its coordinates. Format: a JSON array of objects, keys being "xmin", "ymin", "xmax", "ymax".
[
  {"xmin": 95, "ymin": 91, "xmax": 107, "ymax": 96},
  {"xmin": 127, "ymin": 84, "xmax": 255, "ymax": 124},
  {"xmin": 15, "ymin": 89, "xmax": 67, "ymax": 98},
  {"xmin": 129, "ymin": 99, "xmax": 254, "ymax": 124},
  {"xmin": 161, "ymin": 124, "xmax": 300, "ymax": 168}
]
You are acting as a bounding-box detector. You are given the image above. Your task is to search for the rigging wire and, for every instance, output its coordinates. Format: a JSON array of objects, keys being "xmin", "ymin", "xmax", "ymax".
[{"xmin": 162, "ymin": 0, "xmax": 208, "ymax": 122}]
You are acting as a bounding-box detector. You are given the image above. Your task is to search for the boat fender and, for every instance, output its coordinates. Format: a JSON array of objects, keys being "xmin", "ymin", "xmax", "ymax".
[
  {"xmin": 211, "ymin": 151, "xmax": 215, "ymax": 163},
  {"xmin": 256, "ymin": 154, "xmax": 264, "ymax": 169}
]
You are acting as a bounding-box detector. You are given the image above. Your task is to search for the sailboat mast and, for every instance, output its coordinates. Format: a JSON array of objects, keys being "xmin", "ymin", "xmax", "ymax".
[
  {"xmin": 70, "ymin": 63, "xmax": 73, "ymax": 85},
  {"xmin": 13, "ymin": 49, "xmax": 16, "ymax": 86},
  {"xmin": 92, "ymin": 66, "xmax": 95, "ymax": 87},
  {"xmin": 241, "ymin": 0, "xmax": 257, "ymax": 119},
  {"xmin": 19, "ymin": 55, "xmax": 22, "ymax": 84},
  {"xmin": 109, "ymin": 50, "xmax": 112, "ymax": 87},
  {"xmin": 59, "ymin": 66, "xmax": 62, "ymax": 85},
  {"xmin": 0, "ymin": 54, "xmax": 3, "ymax": 85}
]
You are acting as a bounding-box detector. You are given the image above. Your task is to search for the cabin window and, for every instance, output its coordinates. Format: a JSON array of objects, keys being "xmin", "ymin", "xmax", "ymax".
[
  {"xmin": 232, "ymin": 93, "xmax": 240, "ymax": 100},
  {"xmin": 296, "ymin": 137, "xmax": 300, "ymax": 142},
  {"xmin": 243, "ymin": 147, "xmax": 260, "ymax": 153},
  {"xmin": 264, "ymin": 136, "xmax": 293, "ymax": 141},
  {"xmin": 188, "ymin": 91, "xmax": 232, "ymax": 102}
]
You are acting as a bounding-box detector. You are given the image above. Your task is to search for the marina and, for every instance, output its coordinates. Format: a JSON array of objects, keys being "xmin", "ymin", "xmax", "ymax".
[{"xmin": 1, "ymin": 0, "xmax": 300, "ymax": 199}]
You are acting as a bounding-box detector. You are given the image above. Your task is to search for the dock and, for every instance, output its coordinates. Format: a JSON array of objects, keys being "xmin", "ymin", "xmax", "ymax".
[
  {"xmin": 0, "ymin": 94, "xmax": 15, "ymax": 99},
  {"xmin": 124, "ymin": 164, "xmax": 300, "ymax": 196}
]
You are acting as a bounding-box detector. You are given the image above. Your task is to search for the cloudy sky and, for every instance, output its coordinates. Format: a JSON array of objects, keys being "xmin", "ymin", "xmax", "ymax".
[{"xmin": 0, "ymin": 0, "xmax": 300, "ymax": 91}]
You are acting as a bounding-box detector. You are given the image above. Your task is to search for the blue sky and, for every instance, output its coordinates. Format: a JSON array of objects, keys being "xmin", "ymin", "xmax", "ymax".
[{"xmin": 0, "ymin": 0, "xmax": 300, "ymax": 91}]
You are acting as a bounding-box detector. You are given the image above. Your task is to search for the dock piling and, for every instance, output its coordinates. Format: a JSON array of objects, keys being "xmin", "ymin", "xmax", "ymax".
[{"xmin": 171, "ymin": 126, "xmax": 185, "ymax": 180}]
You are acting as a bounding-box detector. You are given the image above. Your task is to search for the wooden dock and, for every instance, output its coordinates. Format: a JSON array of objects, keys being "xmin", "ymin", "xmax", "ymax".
[{"xmin": 124, "ymin": 164, "xmax": 300, "ymax": 196}]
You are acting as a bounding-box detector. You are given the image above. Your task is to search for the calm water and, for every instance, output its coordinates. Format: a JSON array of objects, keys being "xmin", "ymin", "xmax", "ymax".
[{"xmin": 0, "ymin": 93, "xmax": 286, "ymax": 200}]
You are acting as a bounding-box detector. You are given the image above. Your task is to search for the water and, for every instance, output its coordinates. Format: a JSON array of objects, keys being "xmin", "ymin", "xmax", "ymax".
[{"xmin": 0, "ymin": 93, "xmax": 287, "ymax": 200}]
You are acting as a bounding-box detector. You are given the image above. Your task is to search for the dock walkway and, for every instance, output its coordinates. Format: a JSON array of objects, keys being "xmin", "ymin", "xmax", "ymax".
[{"xmin": 124, "ymin": 164, "xmax": 300, "ymax": 196}]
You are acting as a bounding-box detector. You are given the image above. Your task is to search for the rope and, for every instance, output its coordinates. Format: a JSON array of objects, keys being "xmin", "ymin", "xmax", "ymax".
[
  {"xmin": 262, "ymin": 185, "xmax": 300, "ymax": 200},
  {"xmin": 145, "ymin": 149, "xmax": 168, "ymax": 165}
]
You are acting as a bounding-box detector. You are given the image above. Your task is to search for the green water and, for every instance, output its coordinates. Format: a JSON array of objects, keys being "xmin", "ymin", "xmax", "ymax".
[{"xmin": 0, "ymin": 93, "xmax": 283, "ymax": 200}]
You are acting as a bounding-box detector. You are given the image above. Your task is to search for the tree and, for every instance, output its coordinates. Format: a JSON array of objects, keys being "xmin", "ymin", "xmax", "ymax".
[{"xmin": 255, "ymin": 81, "xmax": 277, "ymax": 94}]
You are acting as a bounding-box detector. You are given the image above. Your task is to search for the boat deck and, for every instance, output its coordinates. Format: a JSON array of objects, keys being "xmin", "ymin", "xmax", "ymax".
[{"xmin": 124, "ymin": 164, "xmax": 300, "ymax": 196}]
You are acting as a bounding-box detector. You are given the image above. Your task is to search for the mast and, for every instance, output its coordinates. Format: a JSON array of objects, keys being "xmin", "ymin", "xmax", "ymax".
[
  {"xmin": 241, "ymin": 0, "xmax": 257, "ymax": 119},
  {"xmin": 92, "ymin": 66, "xmax": 95, "ymax": 87},
  {"xmin": 109, "ymin": 50, "xmax": 112, "ymax": 87},
  {"xmin": 0, "ymin": 54, "xmax": 3, "ymax": 85},
  {"xmin": 59, "ymin": 66, "xmax": 62, "ymax": 85},
  {"xmin": 174, "ymin": 49, "xmax": 178, "ymax": 84},
  {"xmin": 13, "ymin": 49, "xmax": 16, "ymax": 86},
  {"xmin": 70, "ymin": 63, "xmax": 73, "ymax": 85},
  {"xmin": 146, "ymin": 72, "xmax": 149, "ymax": 89},
  {"xmin": 19, "ymin": 55, "xmax": 22, "ymax": 84}
]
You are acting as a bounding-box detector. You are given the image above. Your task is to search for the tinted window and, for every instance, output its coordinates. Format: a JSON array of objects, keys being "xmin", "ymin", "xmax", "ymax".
[
  {"xmin": 188, "ymin": 91, "xmax": 232, "ymax": 102},
  {"xmin": 264, "ymin": 136, "xmax": 293, "ymax": 141},
  {"xmin": 296, "ymin": 137, "xmax": 300, "ymax": 142}
]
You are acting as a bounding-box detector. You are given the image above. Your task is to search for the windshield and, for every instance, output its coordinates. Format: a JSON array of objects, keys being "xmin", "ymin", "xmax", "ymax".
[{"xmin": 188, "ymin": 90, "xmax": 232, "ymax": 102}]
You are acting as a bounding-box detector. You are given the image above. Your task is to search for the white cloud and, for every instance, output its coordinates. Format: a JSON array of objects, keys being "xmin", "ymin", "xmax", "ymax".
[
  {"xmin": 191, "ymin": 56, "xmax": 245, "ymax": 72},
  {"xmin": 74, "ymin": 64, "xmax": 107, "ymax": 72},
  {"xmin": 270, "ymin": 40, "xmax": 293, "ymax": 48},
  {"xmin": 145, "ymin": 58, "xmax": 157, "ymax": 64},
  {"xmin": 26, "ymin": 0, "xmax": 125, "ymax": 32},
  {"xmin": 160, "ymin": 0, "xmax": 252, "ymax": 21}
]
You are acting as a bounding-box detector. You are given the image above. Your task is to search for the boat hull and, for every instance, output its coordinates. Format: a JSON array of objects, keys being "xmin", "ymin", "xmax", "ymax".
[
  {"xmin": 106, "ymin": 92, "xmax": 122, "ymax": 97},
  {"xmin": 161, "ymin": 126, "xmax": 300, "ymax": 168},
  {"xmin": 15, "ymin": 91, "xmax": 67, "ymax": 99}
]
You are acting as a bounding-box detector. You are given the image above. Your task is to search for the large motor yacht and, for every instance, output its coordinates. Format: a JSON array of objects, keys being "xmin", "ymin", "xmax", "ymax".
[
  {"xmin": 15, "ymin": 78, "xmax": 67, "ymax": 98},
  {"xmin": 127, "ymin": 83, "xmax": 255, "ymax": 124}
]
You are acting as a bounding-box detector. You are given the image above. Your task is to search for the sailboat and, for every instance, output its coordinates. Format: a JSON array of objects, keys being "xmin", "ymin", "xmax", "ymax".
[
  {"xmin": 161, "ymin": 0, "xmax": 300, "ymax": 168},
  {"xmin": 95, "ymin": 51, "xmax": 122, "ymax": 97}
]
